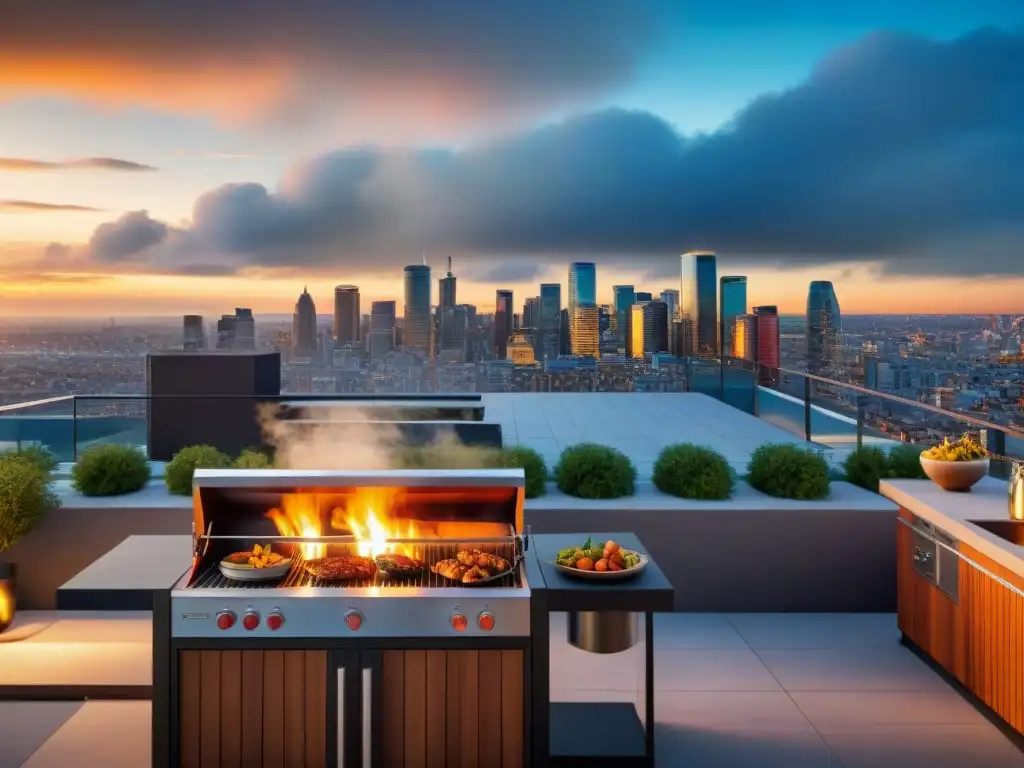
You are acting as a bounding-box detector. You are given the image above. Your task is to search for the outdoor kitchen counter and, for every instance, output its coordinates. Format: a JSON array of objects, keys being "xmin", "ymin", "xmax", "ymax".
[
  {"xmin": 527, "ymin": 533, "xmax": 674, "ymax": 768},
  {"xmin": 881, "ymin": 478, "xmax": 1024, "ymax": 577}
]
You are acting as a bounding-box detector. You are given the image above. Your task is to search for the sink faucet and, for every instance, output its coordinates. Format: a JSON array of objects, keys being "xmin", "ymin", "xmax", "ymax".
[{"xmin": 1011, "ymin": 461, "xmax": 1024, "ymax": 521}]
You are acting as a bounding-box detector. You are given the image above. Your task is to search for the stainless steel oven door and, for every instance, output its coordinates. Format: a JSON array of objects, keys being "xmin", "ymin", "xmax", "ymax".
[{"xmin": 912, "ymin": 526, "xmax": 937, "ymax": 584}]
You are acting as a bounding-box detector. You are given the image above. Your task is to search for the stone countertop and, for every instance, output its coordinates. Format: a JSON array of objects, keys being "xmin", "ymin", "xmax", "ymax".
[{"xmin": 880, "ymin": 478, "xmax": 1021, "ymax": 577}]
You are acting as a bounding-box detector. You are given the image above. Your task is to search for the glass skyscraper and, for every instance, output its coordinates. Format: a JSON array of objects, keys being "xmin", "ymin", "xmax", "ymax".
[
  {"xmin": 569, "ymin": 262, "xmax": 597, "ymax": 308},
  {"xmin": 806, "ymin": 281, "xmax": 843, "ymax": 378},
  {"xmin": 659, "ymin": 289, "xmax": 679, "ymax": 321},
  {"xmin": 719, "ymin": 276, "xmax": 747, "ymax": 357},
  {"xmin": 402, "ymin": 264, "xmax": 433, "ymax": 358},
  {"xmin": 568, "ymin": 262, "xmax": 598, "ymax": 357},
  {"xmin": 539, "ymin": 283, "xmax": 561, "ymax": 360},
  {"xmin": 494, "ymin": 289, "xmax": 514, "ymax": 359},
  {"xmin": 679, "ymin": 251, "xmax": 718, "ymax": 356},
  {"xmin": 612, "ymin": 285, "xmax": 636, "ymax": 338}
]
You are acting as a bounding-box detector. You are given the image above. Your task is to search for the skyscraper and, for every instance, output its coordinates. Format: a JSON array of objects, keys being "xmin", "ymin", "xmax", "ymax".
[
  {"xmin": 719, "ymin": 276, "xmax": 748, "ymax": 357},
  {"xmin": 680, "ymin": 251, "xmax": 718, "ymax": 356},
  {"xmin": 291, "ymin": 287, "xmax": 318, "ymax": 360},
  {"xmin": 332, "ymin": 285, "xmax": 360, "ymax": 346},
  {"xmin": 438, "ymin": 257, "xmax": 457, "ymax": 310},
  {"xmin": 568, "ymin": 262, "xmax": 598, "ymax": 357},
  {"xmin": 437, "ymin": 258, "xmax": 462, "ymax": 358},
  {"xmin": 403, "ymin": 264, "xmax": 433, "ymax": 358},
  {"xmin": 494, "ymin": 289, "xmax": 514, "ymax": 359},
  {"xmin": 233, "ymin": 308, "xmax": 255, "ymax": 351},
  {"xmin": 369, "ymin": 300, "xmax": 396, "ymax": 363},
  {"xmin": 522, "ymin": 296, "xmax": 541, "ymax": 331},
  {"xmin": 732, "ymin": 314, "xmax": 757, "ymax": 361},
  {"xmin": 753, "ymin": 305, "xmax": 780, "ymax": 384},
  {"xmin": 612, "ymin": 285, "xmax": 636, "ymax": 338},
  {"xmin": 183, "ymin": 315, "xmax": 205, "ymax": 350},
  {"xmin": 540, "ymin": 283, "xmax": 561, "ymax": 360},
  {"xmin": 635, "ymin": 291, "xmax": 653, "ymax": 303},
  {"xmin": 660, "ymin": 289, "xmax": 679, "ymax": 321},
  {"xmin": 627, "ymin": 301, "xmax": 669, "ymax": 359},
  {"xmin": 806, "ymin": 281, "xmax": 843, "ymax": 378}
]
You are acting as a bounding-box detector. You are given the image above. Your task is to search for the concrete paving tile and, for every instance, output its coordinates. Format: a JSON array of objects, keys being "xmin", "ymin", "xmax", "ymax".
[
  {"xmin": 0, "ymin": 702, "xmax": 83, "ymax": 768},
  {"xmin": 727, "ymin": 613, "xmax": 901, "ymax": 649},
  {"xmin": 789, "ymin": 691, "xmax": 991, "ymax": 731},
  {"xmin": 22, "ymin": 702, "xmax": 150, "ymax": 768},
  {"xmin": 654, "ymin": 722, "xmax": 836, "ymax": 768},
  {"xmin": 655, "ymin": 613, "xmax": 749, "ymax": 650},
  {"xmin": 821, "ymin": 725, "xmax": 1024, "ymax": 768},
  {"xmin": 757, "ymin": 646, "xmax": 950, "ymax": 692},
  {"xmin": 654, "ymin": 649, "xmax": 783, "ymax": 692}
]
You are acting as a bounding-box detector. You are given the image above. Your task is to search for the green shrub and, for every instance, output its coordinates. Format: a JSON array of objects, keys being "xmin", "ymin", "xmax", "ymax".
[
  {"xmin": 747, "ymin": 443, "xmax": 831, "ymax": 500},
  {"xmin": 71, "ymin": 444, "xmax": 151, "ymax": 496},
  {"xmin": 888, "ymin": 444, "xmax": 927, "ymax": 479},
  {"xmin": 2, "ymin": 444, "xmax": 59, "ymax": 475},
  {"xmin": 164, "ymin": 445, "xmax": 232, "ymax": 495},
  {"xmin": 555, "ymin": 443, "xmax": 636, "ymax": 499},
  {"xmin": 493, "ymin": 446, "xmax": 548, "ymax": 499},
  {"xmin": 653, "ymin": 443, "xmax": 734, "ymax": 500},
  {"xmin": 842, "ymin": 446, "xmax": 890, "ymax": 493},
  {"xmin": 235, "ymin": 448, "xmax": 273, "ymax": 469},
  {"xmin": 0, "ymin": 454, "xmax": 59, "ymax": 551}
]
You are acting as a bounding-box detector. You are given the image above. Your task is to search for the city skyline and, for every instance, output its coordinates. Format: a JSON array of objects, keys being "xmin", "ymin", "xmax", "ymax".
[{"xmin": 1, "ymin": 3, "xmax": 1023, "ymax": 316}]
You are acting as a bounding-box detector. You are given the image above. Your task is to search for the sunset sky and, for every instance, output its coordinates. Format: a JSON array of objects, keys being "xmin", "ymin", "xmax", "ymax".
[{"xmin": 2, "ymin": 1, "xmax": 1022, "ymax": 317}]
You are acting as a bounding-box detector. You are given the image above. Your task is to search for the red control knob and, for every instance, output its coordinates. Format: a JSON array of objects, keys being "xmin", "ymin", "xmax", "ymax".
[
  {"xmin": 478, "ymin": 612, "xmax": 495, "ymax": 632},
  {"xmin": 345, "ymin": 611, "xmax": 364, "ymax": 631},
  {"xmin": 266, "ymin": 612, "xmax": 285, "ymax": 631},
  {"xmin": 451, "ymin": 614, "xmax": 468, "ymax": 632},
  {"xmin": 216, "ymin": 611, "xmax": 236, "ymax": 631},
  {"xmin": 242, "ymin": 612, "xmax": 260, "ymax": 631}
]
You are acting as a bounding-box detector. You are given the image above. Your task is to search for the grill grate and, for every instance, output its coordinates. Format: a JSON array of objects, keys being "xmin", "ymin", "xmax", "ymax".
[{"xmin": 188, "ymin": 540, "xmax": 521, "ymax": 590}]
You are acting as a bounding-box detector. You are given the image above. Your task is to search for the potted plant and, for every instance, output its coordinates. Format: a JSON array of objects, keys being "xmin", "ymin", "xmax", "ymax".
[
  {"xmin": 492, "ymin": 446, "xmax": 549, "ymax": 499},
  {"xmin": 920, "ymin": 435, "xmax": 989, "ymax": 492},
  {"xmin": 747, "ymin": 443, "xmax": 831, "ymax": 500},
  {"xmin": 653, "ymin": 443, "xmax": 735, "ymax": 500},
  {"xmin": 164, "ymin": 445, "xmax": 233, "ymax": 496},
  {"xmin": 555, "ymin": 443, "xmax": 636, "ymax": 500},
  {"xmin": 235, "ymin": 448, "xmax": 274, "ymax": 469},
  {"xmin": 0, "ymin": 453, "xmax": 60, "ymax": 633},
  {"xmin": 71, "ymin": 444, "xmax": 152, "ymax": 496}
]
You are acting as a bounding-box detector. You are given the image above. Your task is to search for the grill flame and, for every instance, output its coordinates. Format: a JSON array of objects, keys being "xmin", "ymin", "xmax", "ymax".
[{"xmin": 266, "ymin": 495, "xmax": 325, "ymax": 560}]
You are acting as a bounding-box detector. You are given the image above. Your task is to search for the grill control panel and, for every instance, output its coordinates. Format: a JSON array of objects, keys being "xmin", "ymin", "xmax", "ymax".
[{"xmin": 172, "ymin": 593, "xmax": 530, "ymax": 638}]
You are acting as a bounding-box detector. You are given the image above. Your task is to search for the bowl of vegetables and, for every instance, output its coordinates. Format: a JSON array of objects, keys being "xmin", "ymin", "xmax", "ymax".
[
  {"xmin": 552, "ymin": 537, "xmax": 647, "ymax": 581},
  {"xmin": 920, "ymin": 435, "xmax": 990, "ymax": 492},
  {"xmin": 219, "ymin": 544, "xmax": 293, "ymax": 582}
]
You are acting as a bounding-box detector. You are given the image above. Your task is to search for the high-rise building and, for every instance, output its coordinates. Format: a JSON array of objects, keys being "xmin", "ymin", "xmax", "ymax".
[
  {"xmin": 719, "ymin": 276, "xmax": 748, "ymax": 357},
  {"xmin": 523, "ymin": 296, "xmax": 541, "ymax": 331},
  {"xmin": 570, "ymin": 304, "xmax": 600, "ymax": 358},
  {"xmin": 494, "ymin": 289, "xmax": 514, "ymax": 359},
  {"xmin": 438, "ymin": 257, "xmax": 457, "ymax": 310},
  {"xmin": 680, "ymin": 251, "xmax": 718, "ymax": 356},
  {"xmin": 506, "ymin": 331, "xmax": 536, "ymax": 365},
  {"xmin": 332, "ymin": 285, "xmax": 360, "ymax": 346},
  {"xmin": 436, "ymin": 258, "xmax": 463, "ymax": 358},
  {"xmin": 612, "ymin": 285, "xmax": 636, "ymax": 337},
  {"xmin": 369, "ymin": 300, "xmax": 396, "ymax": 363},
  {"xmin": 403, "ymin": 264, "xmax": 433, "ymax": 358},
  {"xmin": 660, "ymin": 289, "xmax": 679, "ymax": 321},
  {"xmin": 291, "ymin": 287, "xmax": 318, "ymax": 360},
  {"xmin": 215, "ymin": 308, "xmax": 254, "ymax": 351},
  {"xmin": 216, "ymin": 314, "xmax": 237, "ymax": 350},
  {"xmin": 627, "ymin": 301, "xmax": 669, "ymax": 359},
  {"xmin": 635, "ymin": 291, "xmax": 653, "ymax": 303},
  {"xmin": 183, "ymin": 315, "xmax": 205, "ymax": 350},
  {"xmin": 558, "ymin": 308, "xmax": 571, "ymax": 355},
  {"xmin": 732, "ymin": 314, "xmax": 757, "ymax": 361},
  {"xmin": 540, "ymin": 284, "xmax": 561, "ymax": 360},
  {"xmin": 753, "ymin": 305, "xmax": 780, "ymax": 384},
  {"xmin": 806, "ymin": 281, "xmax": 843, "ymax": 378},
  {"xmin": 568, "ymin": 262, "xmax": 598, "ymax": 356}
]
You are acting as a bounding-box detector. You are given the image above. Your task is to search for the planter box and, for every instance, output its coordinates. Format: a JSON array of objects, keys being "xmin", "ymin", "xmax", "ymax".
[{"xmin": 525, "ymin": 480, "xmax": 897, "ymax": 612}]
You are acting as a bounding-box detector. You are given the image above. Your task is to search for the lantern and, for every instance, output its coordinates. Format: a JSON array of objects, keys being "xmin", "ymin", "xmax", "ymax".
[{"xmin": 0, "ymin": 563, "xmax": 15, "ymax": 634}]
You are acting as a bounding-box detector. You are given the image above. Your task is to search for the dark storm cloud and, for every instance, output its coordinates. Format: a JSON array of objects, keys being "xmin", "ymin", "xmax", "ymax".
[
  {"xmin": 80, "ymin": 28, "xmax": 1024, "ymax": 277},
  {"xmin": 0, "ymin": 157, "xmax": 157, "ymax": 172},
  {"xmin": 2, "ymin": 1, "xmax": 667, "ymax": 134},
  {"xmin": 88, "ymin": 211, "xmax": 169, "ymax": 262},
  {"xmin": 0, "ymin": 199, "xmax": 103, "ymax": 212}
]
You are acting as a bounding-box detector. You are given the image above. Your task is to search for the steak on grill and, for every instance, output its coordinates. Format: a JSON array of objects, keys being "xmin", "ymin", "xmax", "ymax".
[
  {"xmin": 375, "ymin": 553, "xmax": 426, "ymax": 578},
  {"xmin": 303, "ymin": 556, "xmax": 377, "ymax": 581}
]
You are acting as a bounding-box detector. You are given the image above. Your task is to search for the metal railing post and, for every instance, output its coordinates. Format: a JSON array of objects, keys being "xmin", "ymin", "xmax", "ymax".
[
  {"xmin": 752, "ymin": 363, "xmax": 760, "ymax": 417},
  {"xmin": 72, "ymin": 396, "xmax": 78, "ymax": 461},
  {"xmin": 856, "ymin": 395, "xmax": 864, "ymax": 449},
  {"xmin": 803, "ymin": 376, "xmax": 812, "ymax": 442}
]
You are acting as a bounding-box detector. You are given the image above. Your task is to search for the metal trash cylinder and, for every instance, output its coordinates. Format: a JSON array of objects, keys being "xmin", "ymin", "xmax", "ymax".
[{"xmin": 567, "ymin": 611, "xmax": 639, "ymax": 654}]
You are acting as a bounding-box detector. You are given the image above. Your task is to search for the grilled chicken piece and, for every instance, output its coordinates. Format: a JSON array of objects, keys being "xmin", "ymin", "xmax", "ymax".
[
  {"xmin": 375, "ymin": 554, "xmax": 426, "ymax": 578},
  {"xmin": 431, "ymin": 559, "xmax": 469, "ymax": 581},
  {"xmin": 461, "ymin": 566, "xmax": 492, "ymax": 583},
  {"xmin": 456, "ymin": 549, "xmax": 511, "ymax": 574}
]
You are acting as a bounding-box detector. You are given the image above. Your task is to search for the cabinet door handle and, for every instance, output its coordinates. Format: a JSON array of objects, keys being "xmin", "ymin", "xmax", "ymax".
[
  {"xmin": 362, "ymin": 666, "xmax": 372, "ymax": 768},
  {"xmin": 337, "ymin": 667, "xmax": 346, "ymax": 768}
]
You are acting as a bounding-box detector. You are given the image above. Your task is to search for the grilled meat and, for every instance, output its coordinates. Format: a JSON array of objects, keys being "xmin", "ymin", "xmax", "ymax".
[
  {"xmin": 456, "ymin": 549, "xmax": 511, "ymax": 574},
  {"xmin": 375, "ymin": 553, "xmax": 426, "ymax": 578},
  {"xmin": 304, "ymin": 556, "xmax": 377, "ymax": 581},
  {"xmin": 431, "ymin": 558, "xmax": 469, "ymax": 581},
  {"xmin": 462, "ymin": 566, "xmax": 491, "ymax": 583}
]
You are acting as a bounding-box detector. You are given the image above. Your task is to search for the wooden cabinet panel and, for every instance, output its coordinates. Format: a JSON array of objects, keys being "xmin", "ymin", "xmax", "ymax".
[
  {"xmin": 896, "ymin": 511, "xmax": 914, "ymax": 639},
  {"xmin": 382, "ymin": 649, "xmax": 525, "ymax": 768},
  {"xmin": 178, "ymin": 650, "xmax": 328, "ymax": 768}
]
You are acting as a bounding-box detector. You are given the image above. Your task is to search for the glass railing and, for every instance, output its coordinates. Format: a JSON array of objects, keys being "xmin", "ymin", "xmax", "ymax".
[{"xmin": 0, "ymin": 395, "xmax": 77, "ymax": 462}]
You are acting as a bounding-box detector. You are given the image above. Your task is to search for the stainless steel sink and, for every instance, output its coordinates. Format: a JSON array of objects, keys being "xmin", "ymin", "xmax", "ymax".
[{"xmin": 969, "ymin": 519, "xmax": 1024, "ymax": 546}]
